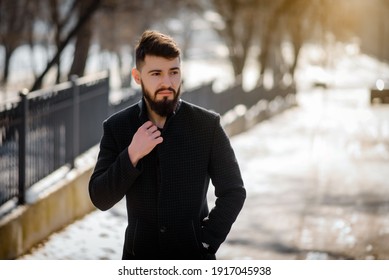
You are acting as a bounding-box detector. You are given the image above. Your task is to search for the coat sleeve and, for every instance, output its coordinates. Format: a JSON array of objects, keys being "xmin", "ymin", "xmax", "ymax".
[
  {"xmin": 88, "ymin": 119, "xmax": 141, "ymax": 211},
  {"xmin": 202, "ymin": 115, "xmax": 246, "ymax": 252}
]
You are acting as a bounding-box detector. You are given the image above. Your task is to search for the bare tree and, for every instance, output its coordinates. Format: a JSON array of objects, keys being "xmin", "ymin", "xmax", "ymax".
[
  {"xmin": 68, "ymin": 0, "xmax": 96, "ymax": 78},
  {"xmin": 209, "ymin": 0, "xmax": 258, "ymax": 80},
  {"xmin": 93, "ymin": 0, "xmax": 203, "ymax": 85},
  {"xmin": 0, "ymin": 0, "xmax": 34, "ymax": 85},
  {"xmin": 30, "ymin": 0, "xmax": 101, "ymax": 91},
  {"xmin": 1, "ymin": 0, "xmax": 380, "ymax": 94},
  {"xmin": 46, "ymin": 0, "xmax": 78, "ymax": 83},
  {"xmin": 254, "ymin": 0, "xmax": 286, "ymax": 87},
  {"xmin": 207, "ymin": 0, "xmax": 366, "ymax": 87}
]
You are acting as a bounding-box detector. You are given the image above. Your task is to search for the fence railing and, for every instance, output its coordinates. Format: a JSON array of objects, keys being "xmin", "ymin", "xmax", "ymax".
[
  {"xmin": 0, "ymin": 72, "xmax": 109, "ymax": 207},
  {"xmin": 0, "ymin": 73, "xmax": 294, "ymax": 208},
  {"xmin": 182, "ymin": 82, "xmax": 293, "ymax": 115}
]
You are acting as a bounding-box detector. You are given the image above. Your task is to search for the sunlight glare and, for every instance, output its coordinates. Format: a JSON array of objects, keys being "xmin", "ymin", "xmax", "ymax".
[{"xmin": 376, "ymin": 79, "xmax": 385, "ymax": 91}]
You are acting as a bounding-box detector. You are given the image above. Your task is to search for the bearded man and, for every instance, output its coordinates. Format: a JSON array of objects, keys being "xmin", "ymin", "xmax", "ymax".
[{"xmin": 89, "ymin": 30, "xmax": 246, "ymax": 260}]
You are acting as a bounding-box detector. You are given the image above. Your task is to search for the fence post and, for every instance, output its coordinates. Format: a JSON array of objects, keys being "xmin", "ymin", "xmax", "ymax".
[
  {"xmin": 70, "ymin": 75, "xmax": 80, "ymax": 169},
  {"xmin": 18, "ymin": 89, "xmax": 29, "ymax": 205}
]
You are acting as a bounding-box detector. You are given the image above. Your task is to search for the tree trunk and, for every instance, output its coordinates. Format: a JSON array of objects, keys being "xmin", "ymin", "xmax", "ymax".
[
  {"xmin": 1, "ymin": 48, "xmax": 14, "ymax": 85},
  {"xmin": 68, "ymin": 18, "xmax": 92, "ymax": 78},
  {"xmin": 68, "ymin": 0, "xmax": 96, "ymax": 78},
  {"xmin": 289, "ymin": 27, "xmax": 303, "ymax": 82},
  {"xmin": 30, "ymin": 0, "xmax": 101, "ymax": 91},
  {"xmin": 257, "ymin": 0, "xmax": 295, "ymax": 86}
]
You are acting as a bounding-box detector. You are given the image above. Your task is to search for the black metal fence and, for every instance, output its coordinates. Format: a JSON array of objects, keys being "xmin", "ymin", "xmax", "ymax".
[
  {"xmin": 0, "ymin": 72, "xmax": 109, "ymax": 207},
  {"xmin": 182, "ymin": 82, "xmax": 293, "ymax": 115},
  {"xmin": 0, "ymin": 72, "xmax": 294, "ymax": 208}
]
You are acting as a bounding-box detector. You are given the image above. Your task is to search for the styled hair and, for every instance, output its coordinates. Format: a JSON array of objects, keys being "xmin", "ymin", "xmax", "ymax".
[{"xmin": 135, "ymin": 30, "xmax": 181, "ymax": 69}]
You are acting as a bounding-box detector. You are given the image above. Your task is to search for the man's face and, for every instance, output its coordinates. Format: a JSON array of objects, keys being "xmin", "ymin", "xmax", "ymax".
[{"xmin": 132, "ymin": 55, "xmax": 181, "ymax": 116}]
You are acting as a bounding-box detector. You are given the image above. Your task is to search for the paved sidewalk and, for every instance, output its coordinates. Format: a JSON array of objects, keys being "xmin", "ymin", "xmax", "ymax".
[{"xmin": 20, "ymin": 89, "xmax": 389, "ymax": 260}]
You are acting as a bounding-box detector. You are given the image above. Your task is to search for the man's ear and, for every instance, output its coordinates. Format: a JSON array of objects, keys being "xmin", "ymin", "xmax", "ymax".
[{"xmin": 131, "ymin": 67, "xmax": 141, "ymax": 85}]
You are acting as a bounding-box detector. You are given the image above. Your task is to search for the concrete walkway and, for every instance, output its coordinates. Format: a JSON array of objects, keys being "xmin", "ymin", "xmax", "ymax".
[{"xmin": 20, "ymin": 88, "xmax": 389, "ymax": 260}]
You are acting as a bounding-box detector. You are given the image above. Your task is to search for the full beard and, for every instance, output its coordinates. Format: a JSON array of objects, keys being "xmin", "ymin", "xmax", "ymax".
[{"xmin": 142, "ymin": 82, "xmax": 181, "ymax": 117}]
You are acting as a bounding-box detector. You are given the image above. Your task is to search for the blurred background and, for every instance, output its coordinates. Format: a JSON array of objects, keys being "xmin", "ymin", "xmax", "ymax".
[
  {"xmin": 1, "ymin": 0, "xmax": 388, "ymax": 95},
  {"xmin": 1, "ymin": 0, "xmax": 389, "ymax": 260}
]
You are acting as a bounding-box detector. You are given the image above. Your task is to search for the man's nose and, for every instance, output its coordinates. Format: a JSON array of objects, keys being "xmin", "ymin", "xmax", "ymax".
[{"xmin": 161, "ymin": 74, "xmax": 172, "ymax": 87}]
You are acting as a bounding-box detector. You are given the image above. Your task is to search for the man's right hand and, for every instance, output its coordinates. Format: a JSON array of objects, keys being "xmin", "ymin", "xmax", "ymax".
[{"xmin": 128, "ymin": 121, "xmax": 163, "ymax": 166}]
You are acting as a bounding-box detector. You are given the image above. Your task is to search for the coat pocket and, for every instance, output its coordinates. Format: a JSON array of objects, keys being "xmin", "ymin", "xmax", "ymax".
[
  {"xmin": 191, "ymin": 220, "xmax": 216, "ymax": 259},
  {"xmin": 173, "ymin": 220, "xmax": 203, "ymax": 258}
]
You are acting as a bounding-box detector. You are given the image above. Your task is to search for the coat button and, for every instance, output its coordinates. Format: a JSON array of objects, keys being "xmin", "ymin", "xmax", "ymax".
[{"xmin": 160, "ymin": 226, "xmax": 167, "ymax": 233}]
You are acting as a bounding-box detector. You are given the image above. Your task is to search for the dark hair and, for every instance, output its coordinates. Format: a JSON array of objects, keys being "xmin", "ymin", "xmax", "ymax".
[{"xmin": 135, "ymin": 30, "xmax": 181, "ymax": 69}]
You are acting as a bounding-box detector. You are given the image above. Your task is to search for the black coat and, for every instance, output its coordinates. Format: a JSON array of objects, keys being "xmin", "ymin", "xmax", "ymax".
[{"xmin": 89, "ymin": 99, "xmax": 246, "ymax": 259}]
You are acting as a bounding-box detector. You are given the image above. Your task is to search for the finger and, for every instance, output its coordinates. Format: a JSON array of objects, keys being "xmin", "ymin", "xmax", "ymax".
[
  {"xmin": 152, "ymin": 130, "xmax": 161, "ymax": 138},
  {"xmin": 141, "ymin": 121, "xmax": 154, "ymax": 130},
  {"xmin": 154, "ymin": 136, "xmax": 163, "ymax": 144},
  {"xmin": 148, "ymin": 125, "xmax": 159, "ymax": 134}
]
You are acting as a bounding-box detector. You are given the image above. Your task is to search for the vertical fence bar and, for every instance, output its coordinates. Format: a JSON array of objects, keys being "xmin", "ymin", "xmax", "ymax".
[
  {"xmin": 71, "ymin": 75, "xmax": 80, "ymax": 169},
  {"xmin": 18, "ymin": 89, "xmax": 29, "ymax": 205}
]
